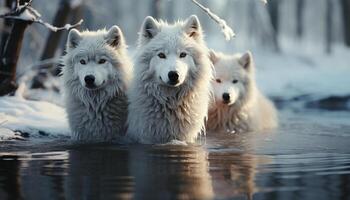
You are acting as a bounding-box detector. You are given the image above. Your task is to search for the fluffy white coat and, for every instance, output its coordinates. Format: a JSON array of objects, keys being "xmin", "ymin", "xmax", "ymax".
[
  {"xmin": 62, "ymin": 26, "xmax": 132, "ymax": 142},
  {"xmin": 207, "ymin": 51, "xmax": 277, "ymax": 133},
  {"xmin": 127, "ymin": 15, "xmax": 213, "ymax": 144}
]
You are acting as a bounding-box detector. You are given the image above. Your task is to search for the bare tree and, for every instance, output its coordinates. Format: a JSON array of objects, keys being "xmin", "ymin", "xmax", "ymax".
[
  {"xmin": 326, "ymin": 0, "xmax": 333, "ymax": 53},
  {"xmin": 296, "ymin": 0, "xmax": 304, "ymax": 38},
  {"xmin": 150, "ymin": 0, "xmax": 162, "ymax": 19},
  {"xmin": 267, "ymin": 0, "xmax": 280, "ymax": 52},
  {"xmin": 0, "ymin": 0, "xmax": 16, "ymax": 55},
  {"xmin": 267, "ymin": 0, "xmax": 279, "ymax": 34},
  {"xmin": 0, "ymin": 0, "xmax": 83, "ymax": 95},
  {"xmin": 342, "ymin": 0, "xmax": 350, "ymax": 47},
  {"xmin": 40, "ymin": 0, "xmax": 75, "ymax": 62},
  {"xmin": 0, "ymin": 0, "xmax": 31, "ymax": 96},
  {"xmin": 32, "ymin": 0, "xmax": 81, "ymax": 89}
]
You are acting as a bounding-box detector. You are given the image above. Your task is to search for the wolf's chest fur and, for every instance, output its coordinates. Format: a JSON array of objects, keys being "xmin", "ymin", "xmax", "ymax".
[
  {"xmin": 128, "ymin": 85, "xmax": 207, "ymax": 144},
  {"xmin": 66, "ymin": 93, "xmax": 127, "ymax": 142},
  {"xmin": 207, "ymin": 106, "xmax": 251, "ymax": 133}
]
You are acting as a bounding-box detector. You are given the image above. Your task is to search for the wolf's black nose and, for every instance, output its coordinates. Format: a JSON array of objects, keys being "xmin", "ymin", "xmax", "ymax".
[
  {"xmin": 84, "ymin": 75, "xmax": 95, "ymax": 86},
  {"xmin": 222, "ymin": 93, "xmax": 230, "ymax": 102},
  {"xmin": 168, "ymin": 71, "xmax": 179, "ymax": 85}
]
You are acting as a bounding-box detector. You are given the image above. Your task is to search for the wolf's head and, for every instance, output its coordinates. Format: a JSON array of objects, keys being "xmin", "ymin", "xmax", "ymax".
[
  {"xmin": 136, "ymin": 15, "xmax": 208, "ymax": 89},
  {"xmin": 209, "ymin": 51, "xmax": 255, "ymax": 108},
  {"xmin": 63, "ymin": 26, "xmax": 131, "ymax": 94}
]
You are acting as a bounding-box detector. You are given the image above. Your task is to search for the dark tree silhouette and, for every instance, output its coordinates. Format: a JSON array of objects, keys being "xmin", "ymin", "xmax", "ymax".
[
  {"xmin": 32, "ymin": 0, "xmax": 79, "ymax": 89},
  {"xmin": 0, "ymin": 0, "xmax": 15, "ymax": 56},
  {"xmin": 296, "ymin": 0, "xmax": 304, "ymax": 38},
  {"xmin": 342, "ymin": 0, "xmax": 350, "ymax": 47},
  {"xmin": 267, "ymin": 0, "xmax": 279, "ymax": 34},
  {"xmin": 0, "ymin": 0, "xmax": 31, "ymax": 96},
  {"xmin": 267, "ymin": 0, "xmax": 280, "ymax": 52},
  {"xmin": 151, "ymin": 0, "xmax": 161, "ymax": 19},
  {"xmin": 40, "ymin": 0, "xmax": 74, "ymax": 62},
  {"xmin": 326, "ymin": 0, "xmax": 333, "ymax": 53}
]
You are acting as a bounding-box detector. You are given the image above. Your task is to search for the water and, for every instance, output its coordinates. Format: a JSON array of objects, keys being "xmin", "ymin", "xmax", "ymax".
[{"xmin": 1, "ymin": 109, "xmax": 350, "ymax": 200}]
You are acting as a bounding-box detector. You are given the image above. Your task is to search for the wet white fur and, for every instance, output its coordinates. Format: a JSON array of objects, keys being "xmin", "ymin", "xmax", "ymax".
[
  {"xmin": 126, "ymin": 15, "xmax": 213, "ymax": 144},
  {"xmin": 62, "ymin": 26, "xmax": 132, "ymax": 142},
  {"xmin": 207, "ymin": 51, "xmax": 277, "ymax": 133}
]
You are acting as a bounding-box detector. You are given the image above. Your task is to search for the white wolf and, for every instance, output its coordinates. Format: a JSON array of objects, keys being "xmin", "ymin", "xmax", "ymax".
[
  {"xmin": 61, "ymin": 26, "xmax": 132, "ymax": 142},
  {"xmin": 206, "ymin": 51, "xmax": 277, "ymax": 133},
  {"xmin": 126, "ymin": 15, "xmax": 213, "ymax": 144}
]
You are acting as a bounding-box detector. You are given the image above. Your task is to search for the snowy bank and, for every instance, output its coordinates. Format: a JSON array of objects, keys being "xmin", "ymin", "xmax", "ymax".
[
  {"xmin": 254, "ymin": 47, "xmax": 350, "ymax": 101},
  {"xmin": 0, "ymin": 85, "xmax": 70, "ymax": 140}
]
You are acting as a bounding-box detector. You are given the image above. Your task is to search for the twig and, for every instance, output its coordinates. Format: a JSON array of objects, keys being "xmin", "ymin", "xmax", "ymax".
[
  {"xmin": 190, "ymin": 0, "xmax": 235, "ymax": 41},
  {"xmin": 261, "ymin": 0, "xmax": 268, "ymax": 5},
  {"xmin": 0, "ymin": 120, "xmax": 8, "ymax": 126},
  {"xmin": 0, "ymin": 1, "xmax": 83, "ymax": 32},
  {"xmin": 35, "ymin": 19, "xmax": 83, "ymax": 32},
  {"xmin": 28, "ymin": 58, "xmax": 60, "ymax": 70}
]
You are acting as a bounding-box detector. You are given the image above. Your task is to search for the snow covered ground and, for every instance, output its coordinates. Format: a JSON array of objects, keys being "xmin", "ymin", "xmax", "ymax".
[
  {"xmin": 254, "ymin": 47, "xmax": 350, "ymax": 100},
  {"xmin": 0, "ymin": 84, "xmax": 70, "ymax": 140}
]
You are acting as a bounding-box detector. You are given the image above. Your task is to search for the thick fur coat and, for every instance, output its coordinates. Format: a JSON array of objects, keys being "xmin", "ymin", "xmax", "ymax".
[
  {"xmin": 126, "ymin": 15, "xmax": 213, "ymax": 144},
  {"xmin": 62, "ymin": 26, "xmax": 132, "ymax": 142},
  {"xmin": 207, "ymin": 51, "xmax": 277, "ymax": 133}
]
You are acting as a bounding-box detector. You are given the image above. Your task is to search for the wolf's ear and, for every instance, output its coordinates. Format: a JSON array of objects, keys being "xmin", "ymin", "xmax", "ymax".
[
  {"xmin": 105, "ymin": 25, "xmax": 124, "ymax": 48},
  {"xmin": 67, "ymin": 29, "xmax": 81, "ymax": 49},
  {"xmin": 238, "ymin": 51, "xmax": 253, "ymax": 71},
  {"xmin": 209, "ymin": 49, "xmax": 219, "ymax": 64},
  {"xmin": 184, "ymin": 15, "xmax": 202, "ymax": 41},
  {"xmin": 140, "ymin": 16, "xmax": 160, "ymax": 43}
]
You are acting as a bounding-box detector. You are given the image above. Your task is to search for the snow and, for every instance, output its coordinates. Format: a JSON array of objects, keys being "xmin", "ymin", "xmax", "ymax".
[
  {"xmin": 0, "ymin": 84, "xmax": 70, "ymax": 140},
  {"xmin": 254, "ymin": 46, "xmax": 350, "ymax": 100},
  {"xmin": 0, "ymin": 128, "xmax": 23, "ymax": 141}
]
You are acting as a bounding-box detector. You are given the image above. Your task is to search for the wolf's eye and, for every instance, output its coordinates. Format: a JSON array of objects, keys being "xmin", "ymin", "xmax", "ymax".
[
  {"xmin": 158, "ymin": 53, "xmax": 166, "ymax": 59},
  {"xmin": 80, "ymin": 59, "xmax": 86, "ymax": 65},
  {"xmin": 232, "ymin": 79, "xmax": 238, "ymax": 84},
  {"xmin": 216, "ymin": 79, "xmax": 222, "ymax": 83},
  {"xmin": 98, "ymin": 59, "xmax": 106, "ymax": 64},
  {"xmin": 179, "ymin": 52, "xmax": 187, "ymax": 58}
]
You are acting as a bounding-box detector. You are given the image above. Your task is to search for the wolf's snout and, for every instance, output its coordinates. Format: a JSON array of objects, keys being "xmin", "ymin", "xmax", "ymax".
[
  {"xmin": 222, "ymin": 93, "xmax": 230, "ymax": 103},
  {"xmin": 84, "ymin": 75, "xmax": 95, "ymax": 88},
  {"xmin": 168, "ymin": 71, "xmax": 179, "ymax": 85}
]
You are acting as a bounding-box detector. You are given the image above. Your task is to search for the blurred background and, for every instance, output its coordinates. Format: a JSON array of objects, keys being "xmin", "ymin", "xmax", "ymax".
[{"xmin": 1, "ymin": 0, "xmax": 350, "ymax": 109}]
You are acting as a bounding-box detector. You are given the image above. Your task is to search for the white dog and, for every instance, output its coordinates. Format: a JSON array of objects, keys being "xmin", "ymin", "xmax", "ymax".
[
  {"xmin": 61, "ymin": 26, "xmax": 132, "ymax": 142},
  {"xmin": 126, "ymin": 15, "xmax": 213, "ymax": 144},
  {"xmin": 207, "ymin": 51, "xmax": 277, "ymax": 133}
]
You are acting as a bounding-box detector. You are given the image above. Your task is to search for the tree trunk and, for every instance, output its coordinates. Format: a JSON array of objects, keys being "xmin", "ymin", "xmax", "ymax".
[
  {"xmin": 342, "ymin": 0, "xmax": 350, "ymax": 46},
  {"xmin": 150, "ymin": 0, "xmax": 161, "ymax": 19},
  {"xmin": 296, "ymin": 0, "xmax": 304, "ymax": 38},
  {"xmin": 31, "ymin": 0, "xmax": 73, "ymax": 89},
  {"xmin": 267, "ymin": 0, "xmax": 279, "ymax": 34},
  {"xmin": 0, "ymin": 0, "xmax": 15, "ymax": 56},
  {"xmin": 0, "ymin": 0, "xmax": 30, "ymax": 96},
  {"xmin": 40, "ymin": 0, "xmax": 72, "ymax": 62},
  {"xmin": 326, "ymin": 0, "xmax": 333, "ymax": 53},
  {"xmin": 266, "ymin": 0, "xmax": 280, "ymax": 52}
]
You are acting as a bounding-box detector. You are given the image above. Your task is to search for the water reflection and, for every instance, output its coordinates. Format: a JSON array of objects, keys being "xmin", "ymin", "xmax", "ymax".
[
  {"xmin": 129, "ymin": 145, "xmax": 213, "ymax": 200},
  {"xmin": 0, "ymin": 154, "xmax": 23, "ymax": 200},
  {"xmin": 209, "ymin": 152, "xmax": 258, "ymax": 200},
  {"xmin": 0, "ymin": 145, "xmax": 214, "ymax": 200}
]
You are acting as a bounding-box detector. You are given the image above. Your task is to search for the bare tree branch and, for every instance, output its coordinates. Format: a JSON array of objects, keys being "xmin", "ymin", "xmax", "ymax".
[
  {"xmin": 190, "ymin": 0, "xmax": 235, "ymax": 41},
  {"xmin": 0, "ymin": 1, "xmax": 83, "ymax": 32}
]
